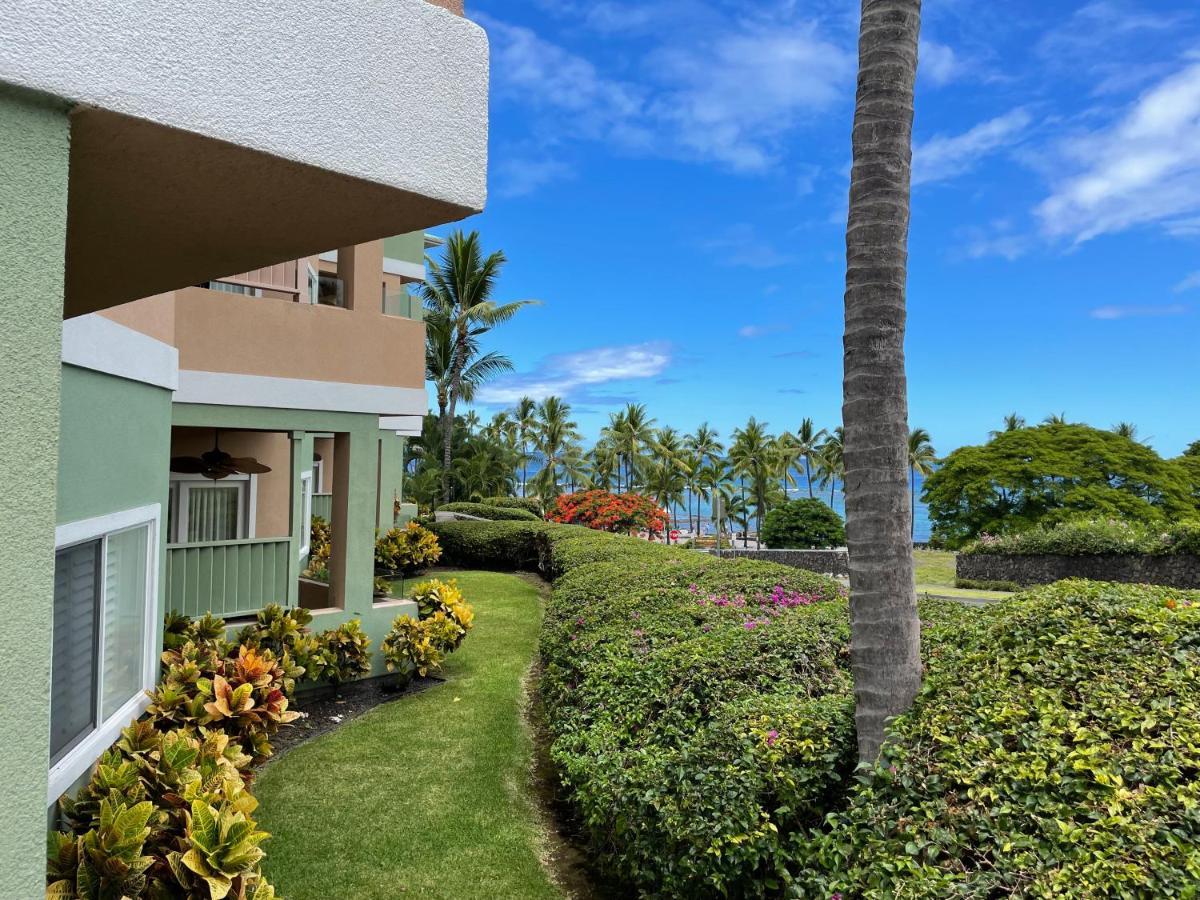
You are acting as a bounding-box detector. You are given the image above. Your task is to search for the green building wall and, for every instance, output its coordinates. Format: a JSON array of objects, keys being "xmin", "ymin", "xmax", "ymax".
[{"xmin": 0, "ymin": 87, "xmax": 70, "ymax": 897}]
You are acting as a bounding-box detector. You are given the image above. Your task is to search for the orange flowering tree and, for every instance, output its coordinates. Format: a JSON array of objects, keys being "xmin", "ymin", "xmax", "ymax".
[{"xmin": 546, "ymin": 490, "xmax": 669, "ymax": 536}]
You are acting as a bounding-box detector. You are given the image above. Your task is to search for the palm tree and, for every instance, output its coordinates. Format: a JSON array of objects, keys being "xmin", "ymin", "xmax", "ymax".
[
  {"xmin": 989, "ymin": 413, "xmax": 1026, "ymax": 438},
  {"xmin": 907, "ymin": 428, "xmax": 937, "ymax": 538},
  {"xmin": 1112, "ymin": 421, "xmax": 1138, "ymax": 440},
  {"xmin": 425, "ymin": 313, "xmax": 512, "ymax": 429},
  {"xmin": 842, "ymin": 0, "xmax": 923, "ymax": 764},
  {"xmin": 530, "ymin": 396, "xmax": 575, "ymax": 499},
  {"xmin": 612, "ymin": 403, "xmax": 656, "ymax": 492},
  {"xmin": 685, "ymin": 423, "xmax": 724, "ymax": 533},
  {"xmin": 729, "ymin": 418, "xmax": 774, "ymax": 537},
  {"xmin": 816, "ymin": 428, "xmax": 844, "ymax": 508},
  {"xmin": 1042, "ymin": 412, "xmax": 1069, "ymax": 425},
  {"xmin": 650, "ymin": 427, "xmax": 691, "ymax": 539},
  {"xmin": 792, "ymin": 417, "xmax": 828, "ymax": 498},
  {"xmin": 513, "ymin": 396, "xmax": 538, "ymax": 498},
  {"xmin": 423, "ymin": 231, "xmax": 537, "ymax": 503}
]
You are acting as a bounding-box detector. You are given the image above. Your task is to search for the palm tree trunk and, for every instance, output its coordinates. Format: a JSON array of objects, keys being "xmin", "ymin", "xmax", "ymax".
[
  {"xmin": 910, "ymin": 466, "xmax": 916, "ymax": 539},
  {"xmin": 805, "ymin": 454, "xmax": 814, "ymax": 499},
  {"xmin": 521, "ymin": 440, "xmax": 527, "ymax": 498},
  {"xmin": 842, "ymin": 0, "xmax": 923, "ymax": 765}
]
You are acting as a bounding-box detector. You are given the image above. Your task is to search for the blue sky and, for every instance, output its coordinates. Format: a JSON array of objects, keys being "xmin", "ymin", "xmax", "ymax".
[{"xmin": 435, "ymin": 0, "xmax": 1200, "ymax": 457}]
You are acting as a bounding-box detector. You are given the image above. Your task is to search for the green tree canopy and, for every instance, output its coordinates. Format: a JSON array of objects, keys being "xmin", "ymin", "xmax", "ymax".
[{"xmin": 922, "ymin": 423, "xmax": 1197, "ymax": 548}]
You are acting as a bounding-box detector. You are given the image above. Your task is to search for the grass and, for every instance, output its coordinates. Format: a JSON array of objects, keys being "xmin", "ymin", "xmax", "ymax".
[
  {"xmin": 255, "ymin": 570, "xmax": 562, "ymax": 900},
  {"xmin": 914, "ymin": 549, "xmax": 1013, "ymax": 600}
]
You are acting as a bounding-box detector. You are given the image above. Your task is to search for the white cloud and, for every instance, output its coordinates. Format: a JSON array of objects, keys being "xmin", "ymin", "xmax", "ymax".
[
  {"xmin": 492, "ymin": 156, "xmax": 574, "ymax": 199},
  {"xmin": 738, "ymin": 323, "xmax": 792, "ymax": 339},
  {"xmin": 920, "ymin": 40, "xmax": 960, "ymax": 87},
  {"xmin": 478, "ymin": 10, "xmax": 852, "ymax": 178},
  {"xmin": 1174, "ymin": 271, "xmax": 1200, "ymax": 292},
  {"xmin": 1088, "ymin": 303, "xmax": 1188, "ymax": 320},
  {"xmin": 1036, "ymin": 63, "xmax": 1200, "ymax": 243},
  {"xmin": 476, "ymin": 342, "xmax": 672, "ymax": 405},
  {"xmin": 913, "ymin": 108, "xmax": 1032, "ymax": 186}
]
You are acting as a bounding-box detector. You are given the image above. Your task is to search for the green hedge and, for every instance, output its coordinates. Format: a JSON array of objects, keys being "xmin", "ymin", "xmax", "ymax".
[
  {"xmin": 432, "ymin": 521, "xmax": 1200, "ymax": 897},
  {"xmin": 963, "ymin": 517, "xmax": 1200, "ymax": 556},
  {"xmin": 760, "ymin": 498, "xmax": 846, "ymax": 549},
  {"xmin": 438, "ymin": 501, "xmax": 541, "ymax": 521},
  {"xmin": 482, "ymin": 496, "xmax": 543, "ymax": 515},
  {"xmin": 804, "ymin": 580, "xmax": 1200, "ymax": 897}
]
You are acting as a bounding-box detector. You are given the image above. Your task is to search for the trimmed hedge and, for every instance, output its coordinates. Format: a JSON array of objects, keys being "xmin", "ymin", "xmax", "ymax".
[
  {"xmin": 432, "ymin": 521, "xmax": 1200, "ymax": 897},
  {"xmin": 438, "ymin": 501, "xmax": 541, "ymax": 521},
  {"xmin": 964, "ymin": 517, "xmax": 1200, "ymax": 556},
  {"xmin": 482, "ymin": 496, "xmax": 543, "ymax": 515},
  {"xmin": 804, "ymin": 580, "xmax": 1200, "ymax": 897}
]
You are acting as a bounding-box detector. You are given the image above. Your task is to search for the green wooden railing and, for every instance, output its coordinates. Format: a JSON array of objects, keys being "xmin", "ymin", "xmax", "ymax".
[
  {"xmin": 165, "ymin": 538, "xmax": 292, "ymax": 619},
  {"xmin": 312, "ymin": 493, "xmax": 333, "ymax": 521}
]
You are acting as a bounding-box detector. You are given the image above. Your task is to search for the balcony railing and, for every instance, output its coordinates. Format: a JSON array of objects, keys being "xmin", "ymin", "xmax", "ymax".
[
  {"xmin": 312, "ymin": 493, "xmax": 333, "ymax": 521},
  {"xmin": 165, "ymin": 537, "xmax": 292, "ymax": 619},
  {"xmin": 383, "ymin": 288, "xmax": 423, "ymax": 321}
]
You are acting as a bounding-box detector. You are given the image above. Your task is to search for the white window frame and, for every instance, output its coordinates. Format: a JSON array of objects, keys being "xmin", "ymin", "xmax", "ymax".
[
  {"xmin": 168, "ymin": 474, "xmax": 256, "ymax": 544},
  {"xmin": 49, "ymin": 503, "xmax": 161, "ymax": 804},
  {"xmin": 312, "ymin": 458, "xmax": 324, "ymax": 493},
  {"xmin": 299, "ymin": 470, "xmax": 313, "ymax": 559}
]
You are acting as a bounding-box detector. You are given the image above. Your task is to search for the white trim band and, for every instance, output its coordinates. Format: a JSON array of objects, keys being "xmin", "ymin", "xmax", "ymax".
[
  {"xmin": 62, "ymin": 315, "xmax": 179, "ymax": 390},
  {"xmin": 379, "ymin": 415, "xmax": 424, "ymax": 437},
  {"xmin": 175, "ymin": 370, "xmax": 427, "ymax": 417}
]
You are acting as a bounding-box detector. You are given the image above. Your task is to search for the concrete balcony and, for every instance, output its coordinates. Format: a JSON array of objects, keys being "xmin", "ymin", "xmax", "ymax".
[{"xmin": 3, "ymin": 0, "xmax": 489, "ymax": 318}]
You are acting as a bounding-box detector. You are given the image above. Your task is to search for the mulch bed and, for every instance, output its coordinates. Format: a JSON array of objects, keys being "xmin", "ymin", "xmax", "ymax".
[{"xmin": 264, "ymin": 674, "xmax": 444, "ymax": 764}]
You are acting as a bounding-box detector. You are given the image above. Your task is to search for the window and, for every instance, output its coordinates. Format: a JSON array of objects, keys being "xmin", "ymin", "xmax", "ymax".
[
  {"xmin": 312, "ymin": 456, "xmax": 324, "ymax": 493},
  {"xmin": 50, "ymin": 505, "xmax": 159, "ymax": 802},
  {"xmin": 299, "ymin": 471, "xmax": 313, "ymax": 559},
  {"xmin": 168, "ymin": 475, "xmax": 254, "ymax": 544}
]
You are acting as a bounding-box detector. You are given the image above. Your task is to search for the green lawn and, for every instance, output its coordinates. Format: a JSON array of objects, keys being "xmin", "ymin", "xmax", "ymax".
[
  {"xmin": 255, "ymin": 570, "xmax": 562, "ymax": 900},
  {"xmin": 914, "ymin": 549, "xmax": 1013, "ymax": 600}
]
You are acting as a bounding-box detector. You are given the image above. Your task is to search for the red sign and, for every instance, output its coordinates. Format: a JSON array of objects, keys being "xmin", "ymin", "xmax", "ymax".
[{"xmin": 670, "ymin": 530, "xmax": 680, "ymax": 541}]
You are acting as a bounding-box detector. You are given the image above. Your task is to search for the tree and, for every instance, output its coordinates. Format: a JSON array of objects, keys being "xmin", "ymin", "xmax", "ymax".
[
  {"xmin": 922, "ymin": 424, "xmax": 1197, "ymax": 547},
  {"xmin": 907, "ymin": 427, "xmax": 937, "ymax": 538},
  {"xmin": 425, "ymin": 313, "xmax": 512, "ymax": 429},
  {"xmin": 610, "ymin": 403, "xmax": 656, "ymax": 492},
  {"xmin": 1043, "ymin": 412, "xmax": 1069, "ymax": 425},
  {"xmin": 423, "ymin": 231, "xmax": 536, "ymax": 503},
  {"xmin": 729, "ymin": 417, "xmax": 775, "ymax": 537},
  {"xmin": 989, "ymin": 412, "xmax": 1026, "ymax": 439},
  {"xmin": 842, "ymin": 0, "xmax": 923, "ymax": 764},
  {"xmin": 761, "ymin": 499, "xmax": 846, "ymax": 549},
  {"xmin": 530, "ymin": 396, "xmax": 576, "ymax": 499},
  {"xmin": 792, "ymin": 418, "xmax": 828, "ymax": 498},
  {"xmin": 816, "ymin": 427, "xmax": 844, "ymax": 508},
  {"xmin": 513, "ymin": 396, "xmax": 538, "ymax": 498},
  {"xmin": 685, "ymin": 423, "xmax": 724, "ymax": 533}
]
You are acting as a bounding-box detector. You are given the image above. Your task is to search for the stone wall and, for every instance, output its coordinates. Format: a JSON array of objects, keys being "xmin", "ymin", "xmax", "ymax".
[
  {"xmin": 704, "ymin": 548, "xmax": 849, "ymax": 577},
  {"xmin": 957, "ymin": 553, "xmax": 1200, "ymax": 589}
]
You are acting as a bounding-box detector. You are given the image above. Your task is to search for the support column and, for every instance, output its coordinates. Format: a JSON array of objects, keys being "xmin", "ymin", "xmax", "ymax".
[
  {"xmin": 328, "ymin": 423, "xmax": 378, "ymax": 612},
  {"xmin": 0, "ymin": 87, "xmax": 70, "ymax": 895},
  {"xmin": 335, "ymin": 239, "xmax": 383, "ymax": 312},
  {"xmin": 286, "ymin": 431, "xmax": 309, "ymax": 608}
]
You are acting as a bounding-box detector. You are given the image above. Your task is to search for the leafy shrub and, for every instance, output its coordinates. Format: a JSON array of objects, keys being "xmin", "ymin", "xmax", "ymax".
[
  {"xmin": 546, "ymin": 489, "xmax": 668, "ymax": 535},
  {"xmin": 963, "ymin": 517, "xmax": 1200, "ymax": 556},
  {"xmin": 375, "ymin": 521, "xmax": 442, "ymax": 574},
  {"xmin": 409, "ymin": 578, "xmax": 475, "ymax": 647},
  {"xmin": 381, "ymin": 614, "xmax": 462, "ymax": 684},
  {"xmin": 307, "ymin": 514, "xmax": 331, "ymax": 571},
  {"xmin": 317, "ymin": 618, "xmax": 373, "ymax": 687},
  {"xmin": 440, "ymin": 501, "xmax": 541, "ymax": 521},
  {"xmin": 235, "ymin": 604, "xmax": 323, "ymax": 689},
  {"xmin": 482, "ymin": 495, "xmax": 543, "ymax": 515},
  {"xmin": 800, "ymin": 580, "xmax": 1200, "ymax": 897},
  {"xmin": 760, "ymin": 498, "xmax": 846, "ymax": 549}
]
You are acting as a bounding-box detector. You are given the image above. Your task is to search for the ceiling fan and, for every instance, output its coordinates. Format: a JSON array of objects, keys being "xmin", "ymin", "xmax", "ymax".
[{"xmin": 170, "ymin": 430, "xmax": 272, "ymax": 480}]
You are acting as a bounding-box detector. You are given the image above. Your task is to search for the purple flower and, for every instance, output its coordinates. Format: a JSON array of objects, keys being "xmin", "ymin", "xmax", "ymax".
[
  {"xmin": 766, "ymin": 729, "xmax": 779, "ymax": 747},
  {"xmin": 743, "ymin": 620, "xmax": 757, "ymax": 630},
  {"xmin": 632, "ymin": 629, "xmax": 644, "ymax": 638}
]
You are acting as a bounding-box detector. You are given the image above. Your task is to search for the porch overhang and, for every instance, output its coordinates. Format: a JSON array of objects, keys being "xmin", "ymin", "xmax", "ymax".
[{"xmin": 2, "ymin": 0, "xmax": 489, "ymax": 318}]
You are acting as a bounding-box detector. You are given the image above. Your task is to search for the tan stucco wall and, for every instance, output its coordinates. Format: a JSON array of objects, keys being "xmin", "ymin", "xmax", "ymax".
[
  {"xmin": 103, "ymin": 284, "xmax": 424, "ymax": 389},
  {"xmin": 171, "ymin": 428, "xmax": 292, "ymax": 538},
  {"xmin": 100, "ymin": 292, "xmax": 176, "ymax": 344}
]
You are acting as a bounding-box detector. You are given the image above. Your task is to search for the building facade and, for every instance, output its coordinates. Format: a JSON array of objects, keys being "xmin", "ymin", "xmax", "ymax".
[{"xmin": 0, "ymin": 1, "xmax": 487, "ymax": 892}]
